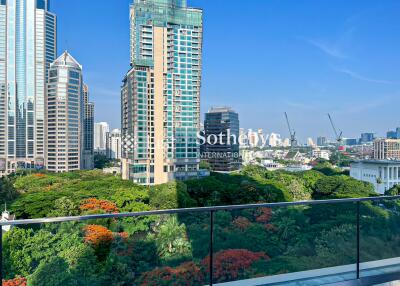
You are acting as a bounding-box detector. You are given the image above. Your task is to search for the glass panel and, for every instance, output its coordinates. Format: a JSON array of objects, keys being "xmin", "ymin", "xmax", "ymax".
[
  {"xmin": 213, "ymin": 203, "xmax": 357, "ymax": 285},
  {"xmin": 2, "ymin": 212, "xmax": 209, "ymax": 286},
  {"xmin": 360, "ymin": 199, "xmax": 400, "ymax": 278}
]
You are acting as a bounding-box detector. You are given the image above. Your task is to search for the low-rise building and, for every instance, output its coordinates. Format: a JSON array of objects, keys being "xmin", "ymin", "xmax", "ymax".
[
  {"xmin": 312, "ymin": 148, "xmax": 330, "ymax": 160},
  {"xmin": 1, "ymin": 206, "xmax": 15, "ymax": 234},
  {"xmin": 350, "ymin": 160, "xmax": 400, "ymax": 194},
  {"xmin": 373, "ymin": 139, "xmax": 400, "ymax": 160}
]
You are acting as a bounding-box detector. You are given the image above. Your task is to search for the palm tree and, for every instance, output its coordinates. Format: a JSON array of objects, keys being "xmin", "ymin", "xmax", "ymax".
[{"xmin": 156, "ymin": 216, "xmax": 189, "ymax": 256}]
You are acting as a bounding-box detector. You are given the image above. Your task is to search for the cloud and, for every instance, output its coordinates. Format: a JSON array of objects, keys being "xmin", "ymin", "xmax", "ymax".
[
  {"xmin": 334, "ymin": 68, "xmax": 395, "ymax": 85},
  {"xmin": 306, "ymin": 39, "xmax": 347, "ymax": 59}
]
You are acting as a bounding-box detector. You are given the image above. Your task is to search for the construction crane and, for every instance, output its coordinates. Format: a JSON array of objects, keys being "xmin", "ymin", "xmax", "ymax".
[
  {"xmin": 327, "ymin": 113, "xmax": 343, "ymax": 146},
  {"xmin": 284, "ymin": 112, "xmax": 297, "ymax": 149}
]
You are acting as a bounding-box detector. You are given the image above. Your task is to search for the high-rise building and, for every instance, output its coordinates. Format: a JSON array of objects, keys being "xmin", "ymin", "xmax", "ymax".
[
  {"xmin": 269, "ymin": 133, "xmax": 281, "ymax": 147},
  {"xmin": 121, "ymin": 0, "xmax": 203, "ymax": 185},
  {"xmin": 46, "ymin": 52, "xmax": 83, "ymax": 172},
  {"xmin": 106, "ymin": 129, "xmax": 122, "ymax": 160},
  {"xmin": 307, "ymin": 138, "xmax": 315, "ymax": 148},
  {"xmin": 387, "ymin": 130, "xmax": 398, "ymax": 139},
  {"xmin": 344, "ymin": 138, "xmax": 358, "ymax": 146},
  {"xmin": 94, "ymin": 122, "xmax": 109, "ymax": 154},
  {"xmin": 317, "ymin": 136, "xmax": 327, "ymax": 147},
  {"xmin": 248, "ymin": 129, "xmax": 258, "ymax": 147},
  {"xmin": 360, "ymin": 133, "xmax": 375, "ymax": 144},
  {"xmin": 82, "ymin": 84, "xmax": 95, "ymax": 169},
  {"xmin": 202, "ymin": 107, "xmax": 241, "ymax": 172},
  {"xmin": 373, "ymin": 138, "xmax": 400, "ymax": 160},
  {"xmin": 0, "ymin": 0, "xmax": 56, "ymax": 176},
  {"xmin": 239, "ymin": 128, "xmax": 248, "ymax": 147}
]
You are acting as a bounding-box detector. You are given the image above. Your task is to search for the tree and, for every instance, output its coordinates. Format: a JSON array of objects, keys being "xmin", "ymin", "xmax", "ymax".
[
  {"xmin": 94, "ymin": 154, "xmax": 113, "ymax": 169},
  {"xmin": 202, "ymin": 249, "xmax": 269, "ymax": 282},
  {"xmin": 80, "ymin": 198, "xmax": 119, "ymax": 214},
  {"xmin": 149, "ymin": 181, "xmax": 196, "ymax": 209},
  {"xmin": 48, "ymin": 197, "xmax": 79, "ymax": 217},
  {"xmin": 152, "ymin": 216, "xmax": 191, "ymax": 258},
  {"xmin": 139, "ymin": 262, "xmax": 204, "ymax": 286},
  {"xmin": 28, "ymin": 257, "xmax": 75, "ymax": 286},
  {"xmin": 2, "ymin": 277, "xmax": 27, "ymax": 286}
]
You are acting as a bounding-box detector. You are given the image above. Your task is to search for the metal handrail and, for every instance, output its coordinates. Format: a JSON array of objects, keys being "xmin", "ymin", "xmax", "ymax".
[{"xmin": 2, "ymin": 195, "xmax": 400, "ymax": 227}]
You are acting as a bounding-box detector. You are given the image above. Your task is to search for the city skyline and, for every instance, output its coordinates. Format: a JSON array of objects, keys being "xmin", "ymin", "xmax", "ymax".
[{"xmin": 52, "ymin": 0, "xmax": 400, "ymax": 140}]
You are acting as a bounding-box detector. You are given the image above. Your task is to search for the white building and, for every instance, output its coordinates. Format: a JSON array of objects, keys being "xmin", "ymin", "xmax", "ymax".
[
  {"xmin": 350, "ymin": 160, "xmax": 400, "ymax": 194},
  {"xmin": 106, "ymin": 129, "xmax": 122, "ymax": 160},
  {"xmin": 94, "ymin": 122, "xmax": 110, "ymax": 154},
  {"xmin": 312, "ymin": 148, "xmax": 331, "ymax": 160},
  {"xmin": 269, "ymin": 133, "xmax": 281, "ymax": 147},
  {"xmin": 1, "ymin": 206, "xmax": 15, "ymax": 234},
  {"xmin": 46, "ymin": 52, "xmax": 84, "ymax": 173}
]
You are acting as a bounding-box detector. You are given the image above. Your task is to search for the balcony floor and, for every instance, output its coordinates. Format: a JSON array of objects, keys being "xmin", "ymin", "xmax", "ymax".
[{"xmin": 215, "ymin": 257, "xmax": 400, "ymax": 286}]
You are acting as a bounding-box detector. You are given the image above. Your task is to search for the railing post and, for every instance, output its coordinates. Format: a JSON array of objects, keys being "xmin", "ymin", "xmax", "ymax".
[
  {"xmin": 209, "ymin": 210, "xmax": 214, "ymax": 286},
  {"xmin": 0, "ymin": 224, "xmax": 3, "ymax": 284},
  {"xmin": 357, "ymin": 201, "xmax": 360, "ymax": 279}
]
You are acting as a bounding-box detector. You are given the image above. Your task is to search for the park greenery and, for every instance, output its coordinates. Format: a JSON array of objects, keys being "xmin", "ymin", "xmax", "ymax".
[{"xmin": 2, "ymin": 163, "xmax": 400, "ymax": 286}]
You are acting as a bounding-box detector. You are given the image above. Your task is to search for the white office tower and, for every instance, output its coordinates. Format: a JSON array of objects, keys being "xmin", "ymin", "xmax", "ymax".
[
  {"xmin": 269, "ymin": 133, "xmax": 281, "ymax": 147},
  {"xmin": 94, "ymin": 122, "xmax": 109, "ymax": 154},
  {"xmin": 46, "ymin": 52, "xmax": 83, "ymax": 172},
  {"xmin": 106, "ymin": 129, "xmax": 122, "ymax": 160},
  {"xmin": 0, "ymin": 0, "xmax": 56, "ymax": 176}
]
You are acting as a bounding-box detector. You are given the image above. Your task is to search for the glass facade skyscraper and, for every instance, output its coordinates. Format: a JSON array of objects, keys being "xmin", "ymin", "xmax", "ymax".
[
  {"xmin": 82, "ymin": 84, "xmax": 95, "ymax": 170},
  {"xmin": 0, "ymin": 0, "xmax": 56, "ymax": 175},
  {"xmin": 203, "ymin": 107, "xmax": 241, "ymax": 172},
  {"xmin": 121, "ymin": 0, "xmax": 203, "ymax": 185}
]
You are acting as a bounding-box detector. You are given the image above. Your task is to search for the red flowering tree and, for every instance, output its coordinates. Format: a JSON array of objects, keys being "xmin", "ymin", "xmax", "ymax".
[
  {"xmin": 80, "ymin": 198, "xmax": 119, "ymax": 213},
  {"xmin": 202, "ymin": 249, "xmax": 269, "ymax": 282},
  {"xmin": 254, "ymin": 207, "xmax": 277, "ymax": 231},
  {"xmin": 255, "ymin": 208, "xmax": 272, "ymax": 224},
  {"xmin": 139, "ymin": 262, "xmax": 204, "ymax": 286},
  {"xmin": 2, "ymin": 277, "xmax": 27, "ymax": 286}
]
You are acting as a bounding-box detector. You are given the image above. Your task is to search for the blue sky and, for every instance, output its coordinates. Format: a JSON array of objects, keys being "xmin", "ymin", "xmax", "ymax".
[{"xmin": 52, "ymin": 0, "xmax": 400, "ymax": 142}]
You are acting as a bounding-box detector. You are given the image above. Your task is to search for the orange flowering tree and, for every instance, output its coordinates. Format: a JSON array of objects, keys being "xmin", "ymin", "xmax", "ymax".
[
  {"xmin": 139, "ymin": 262, "xmax": 204, "ymax": 286},
  {"xmin": 202, "ymin": 249, "xmax": 269, "ymax": 282},
  {"xmin": 33, "ymin": 173, "xmax": 46, "ymax": 178},
  {"xmin": 80, "ymin": 198, "xmax": 119, "ymax": 213},
  {"xmin": 2, "ymin": 277, "xmax": 27, "ymax": 286},
  {"xmin": 83, "ymin": 224, "xmax": 113, "ymax": 247}
]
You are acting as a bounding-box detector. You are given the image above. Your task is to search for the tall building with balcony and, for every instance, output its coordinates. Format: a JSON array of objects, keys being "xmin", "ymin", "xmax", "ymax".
[
  {"xmin": 121, "ymin": 0, "xmax": 203, "ymax": 185},
  {"xmin": 82, "ymin": 84, "xmax": 94, "ymax": 169},
  {"xmin": 202, "ymin": 107, "xmax": 241, "ymax": 172},
  {"xmin": 0, "ymin": 0, "xmax": 56, "ymax": 176},
  {"xmin": 46, "ymin": 52, "xmax": 83, "ymax": 172},
  {"xmin": 373, "ymin": 138, "xmax": 400, "ymax": 160}
]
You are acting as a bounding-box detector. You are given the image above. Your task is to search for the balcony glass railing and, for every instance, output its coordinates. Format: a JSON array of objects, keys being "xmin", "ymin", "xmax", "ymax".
[{"xmin": 2, "ymin": 196, "xmax": 400, "ymax": 285}]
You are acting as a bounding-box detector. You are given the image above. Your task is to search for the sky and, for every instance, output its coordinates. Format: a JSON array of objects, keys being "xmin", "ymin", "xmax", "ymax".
[{"xmin": 52, "ymin": 0, "xmax": 400, "ymax": 142}]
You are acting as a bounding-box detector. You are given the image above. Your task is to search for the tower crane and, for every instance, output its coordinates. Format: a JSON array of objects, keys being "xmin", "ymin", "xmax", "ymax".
[
  {"xmin": 284, "ymin": 112, "xmax": 297, "ymax": 149},
  {"xmin": 327, "ymin": 113, "xmax": 343, "ymax": 146}
]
